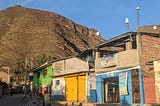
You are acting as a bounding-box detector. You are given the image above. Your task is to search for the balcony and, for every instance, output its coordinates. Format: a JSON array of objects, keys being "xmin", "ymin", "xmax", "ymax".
[{"xmin": 95, "ymin": 49, "xmax": 140, "ymax": 72}]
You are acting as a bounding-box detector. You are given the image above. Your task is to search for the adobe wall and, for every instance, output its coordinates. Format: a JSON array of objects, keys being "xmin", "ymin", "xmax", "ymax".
[
  {"xmin": 141, "ymin": 34, "xmax": 160, "ymax": 66},
  {"xmin": 140, "ymin": 34, "xmax": 160, "ymax": 103}
]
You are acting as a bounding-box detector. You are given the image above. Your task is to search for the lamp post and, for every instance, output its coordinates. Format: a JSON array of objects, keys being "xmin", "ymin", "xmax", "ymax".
[{"xmin": 24, "ymin": 58, "xmax": 28, "ymax": 97}]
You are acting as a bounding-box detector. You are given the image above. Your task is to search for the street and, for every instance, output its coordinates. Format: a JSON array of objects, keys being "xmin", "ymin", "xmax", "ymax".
[{"xmin": 0, "ymin": 94, "xmax": 34, "ymax": 106}]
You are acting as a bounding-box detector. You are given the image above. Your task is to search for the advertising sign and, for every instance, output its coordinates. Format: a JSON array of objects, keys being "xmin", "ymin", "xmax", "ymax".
[
  {"xmin": 52, "ymin": 62, "xmax": 64, "ymax": 75},
  {"xmin": 119, "ymin": 72, "xmax": 128, "ymax": 95},
  {"xmin": 100, "ymin": 54, "xmax": 116, "ymax": 67}
]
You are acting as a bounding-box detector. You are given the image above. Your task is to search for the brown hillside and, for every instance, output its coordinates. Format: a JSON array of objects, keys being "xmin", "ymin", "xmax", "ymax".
[{"xmin": 0, "ymin": 5, "xmax": 104, "ymax": 72}]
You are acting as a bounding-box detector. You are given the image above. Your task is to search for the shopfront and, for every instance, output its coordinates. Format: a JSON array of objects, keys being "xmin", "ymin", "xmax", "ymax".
[{"xmin": 96, "ymin": 67, "xmax": 144, "ymax": 105}]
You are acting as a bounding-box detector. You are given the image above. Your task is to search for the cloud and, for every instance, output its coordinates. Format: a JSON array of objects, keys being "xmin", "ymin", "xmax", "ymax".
[{"xmin": 14, "ymin": 0, "xmax": 33, "ymax": 5}]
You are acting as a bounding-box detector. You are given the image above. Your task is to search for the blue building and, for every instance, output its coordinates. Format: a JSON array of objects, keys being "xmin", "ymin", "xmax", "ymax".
[
  {"xmin": 77, "ymin": 32, "xmax": 160, "ymax": 105},
  {"xmin": 88, "ymin": 32, "xmax": 145, "ymax": 105},
  {"xmin": 96, "ymin": 67, "xmax": 144, "ymax": 105}
]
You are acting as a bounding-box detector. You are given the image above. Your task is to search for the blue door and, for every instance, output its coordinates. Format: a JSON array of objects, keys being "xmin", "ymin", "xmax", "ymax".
[{"xmin": 90, "ymin": 89, "xmax": 97, "ymax": 103}]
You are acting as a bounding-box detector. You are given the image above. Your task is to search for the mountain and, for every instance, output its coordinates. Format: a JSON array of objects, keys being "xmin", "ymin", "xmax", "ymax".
[{"xmin": 0, "ymin": 5, "xmax": 104, "ymax": 72}]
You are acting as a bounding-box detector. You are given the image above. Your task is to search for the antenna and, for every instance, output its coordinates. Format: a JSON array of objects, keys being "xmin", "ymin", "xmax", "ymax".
[
  {"xmin": 136, "ymin": 6, "xmax": 140, "ymax": 28},
  {"xmin": 125, "ymin": 18, "xmax": 130, "ymax": 32}
]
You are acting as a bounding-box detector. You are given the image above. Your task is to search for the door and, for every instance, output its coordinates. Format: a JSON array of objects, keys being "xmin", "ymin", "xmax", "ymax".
[
  {"xmin": 78, "ymin": 75, "xmax": 86, "ymax": 101},
  {"xmin": 131, "ymin": 70, "xmax": 140, "ymax": 103},
  {"xmin": 66, "ymin": 76, "xmax": 77, "ymax": 101}
]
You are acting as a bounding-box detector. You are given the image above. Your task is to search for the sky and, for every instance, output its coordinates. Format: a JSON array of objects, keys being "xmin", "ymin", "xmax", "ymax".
[{"xmin": 0, "ymin": 0, "xmax": 160, "ymax": 39}]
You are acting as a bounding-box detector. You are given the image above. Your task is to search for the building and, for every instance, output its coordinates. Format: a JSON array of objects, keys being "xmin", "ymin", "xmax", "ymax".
[
  {"xmin": 81, "ymin": 32, "xmax": 160, "ymax": 105},
  {"xmin": 32, "ymin": 62, "xmax": 53, "ymax": 95},
  {"xmin": 146, "ymin": 59, "xmax": 160, "ymax": 103},
  {"xmin": 32, "ymin": 56, "xmax": 96, "ymax": 103},
  {"xmin": 51, "ymin": 57, "xmax": 96, "ymax": 102}
]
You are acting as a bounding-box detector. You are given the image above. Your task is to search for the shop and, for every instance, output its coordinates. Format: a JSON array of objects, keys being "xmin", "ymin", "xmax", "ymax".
[
  {"xmin": 51, "ymin": 57, "xmax": 95, "ymax": 102},
  {"xmin": 52, "ymin": 72, "xmax": 96, "ymax": 102},
  {"xmin": 96, "ymin": 67, "xmax": 144, "ymax": 105}
]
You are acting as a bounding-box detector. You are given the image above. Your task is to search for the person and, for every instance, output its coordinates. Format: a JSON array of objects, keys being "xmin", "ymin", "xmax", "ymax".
[{"xmin": 26, "ymin": 83, "xmax": 30, "ymax": 97}]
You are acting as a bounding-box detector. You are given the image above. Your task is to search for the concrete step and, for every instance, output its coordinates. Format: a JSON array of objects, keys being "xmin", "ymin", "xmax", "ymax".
[{"xmin": 52, "ymin": 101, "xmax": 95, "ymax": 106}]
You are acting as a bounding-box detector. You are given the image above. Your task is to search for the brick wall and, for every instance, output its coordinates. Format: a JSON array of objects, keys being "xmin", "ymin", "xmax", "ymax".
[
  {"xmin": 141, "ymin": 34, "xmax": 160, "ymax": 65},
  {"xmin": 140, "ymin": 34, "xmax": 160, "ymax": 104}
]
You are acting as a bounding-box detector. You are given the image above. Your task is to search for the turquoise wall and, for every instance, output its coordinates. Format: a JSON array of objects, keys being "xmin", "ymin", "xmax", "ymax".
[
  {"xmin": 96, "ymin": 69, "xmax": 144, "ymax": 105},
  {"xmin": 96, "ymin": 72, "xmax": 119, "ymax": 103}
]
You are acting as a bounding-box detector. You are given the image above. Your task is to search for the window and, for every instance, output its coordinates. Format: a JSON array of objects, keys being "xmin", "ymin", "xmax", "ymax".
[
  {"xmin": 43, "ymin": 69, "xmax": 47, "ymax": 76},
  {"xmin": 37, "ymin": 72, "xmax": 40, "ymax": 78},
  {"xmin": 55, "ymin": 80, "xmax": 60, "ymax": 86}
]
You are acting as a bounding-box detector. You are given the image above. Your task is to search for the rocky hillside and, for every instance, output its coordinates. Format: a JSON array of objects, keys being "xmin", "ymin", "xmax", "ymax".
[{"xmin": 0, "ymin": 5, "xmax": 104, "ymax": 72}]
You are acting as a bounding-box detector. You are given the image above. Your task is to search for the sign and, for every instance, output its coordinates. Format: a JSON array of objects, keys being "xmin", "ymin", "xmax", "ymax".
[
  {"xmin": 52, "ymin": 63, "xmax": 64, "ymax": 75},
  {"xmin": 100, "ymin": 54, "xmax": 116, "ymax": 67},
  {"xmin": 119, "ymin": 72, "xmax": 128, "ymax": 95}
]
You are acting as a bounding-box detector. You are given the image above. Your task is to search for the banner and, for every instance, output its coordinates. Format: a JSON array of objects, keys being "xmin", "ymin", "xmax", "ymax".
[
  {"xmin": 100, "ymin": 54, "xmax": 116, "ymax": 67},
  {"xmin": 119, "ymin": 72, "xmax": 128, "ymax": 95}
]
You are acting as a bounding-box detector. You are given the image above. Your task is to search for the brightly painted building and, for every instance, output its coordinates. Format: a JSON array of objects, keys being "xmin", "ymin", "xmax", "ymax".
[
  {"xmin": 81, "ymin": 32, "xmax": 160, "ymax": 105},
  {"xmin": 51, "ymin": 57, "xmax": 96, "ymax": 102},
  {"xmin": 32, "ymin": 63, "xmax": 53, "ymax": 95}
]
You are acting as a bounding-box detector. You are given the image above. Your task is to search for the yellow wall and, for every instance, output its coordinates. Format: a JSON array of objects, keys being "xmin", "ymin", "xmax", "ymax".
[
  {"xmin": 66, "ymin": 76, "xmax": 77, "ymax": 101},
  {"xmin": 78, "ymin": 75, "xmax": 86, "ymax": 101},
  {"xmin": 65, "ymin": 75, "xmax": 86, "ymax": 101}
]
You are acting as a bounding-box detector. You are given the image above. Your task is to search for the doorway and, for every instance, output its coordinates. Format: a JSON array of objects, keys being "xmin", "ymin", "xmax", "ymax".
[
  {"xmin": 131, "ymin": 69, "xmax": 140, "ymax": 103},
  {"xmin": 103, "ymin": 77, "xmax": 119, "ymax": 103}
]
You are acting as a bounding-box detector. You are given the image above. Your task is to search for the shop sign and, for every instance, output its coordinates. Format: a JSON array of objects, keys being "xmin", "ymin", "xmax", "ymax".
[
  {"xmin": 53, "ymin": 63, "xmax": 64, "ymax": 75},
  {"xmin": 100, "ymin": 54, "xmax": 116, "ymax": 67},
  {"xmin": 119, "ymin": 72, "xmax": 128, "ymax": 95}
]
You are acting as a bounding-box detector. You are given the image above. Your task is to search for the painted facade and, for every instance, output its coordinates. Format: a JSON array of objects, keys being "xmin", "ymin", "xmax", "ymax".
[
  {"xmin": 51, "ymin": 57, "xmax": 96, "ymax": 102},
  {"xmin": 52, "ymin": 77, "xmax": 65, "ymax": 100},
  {"xmin": 33, "ymin": 64, "xmax": 53, "ymax": 95},
  {"xmin": 83, "ymin": 32, "xmax": 160, "ymax": 105},
  {"xmin": 96, "ymin": 67, "xmax": 144, "ymax": 105}
]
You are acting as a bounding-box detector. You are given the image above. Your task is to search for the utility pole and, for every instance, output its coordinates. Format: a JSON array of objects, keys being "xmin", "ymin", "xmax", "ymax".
[{"xmin": 24, "ymin": 58, "xmax": 28, "ymax": 97}]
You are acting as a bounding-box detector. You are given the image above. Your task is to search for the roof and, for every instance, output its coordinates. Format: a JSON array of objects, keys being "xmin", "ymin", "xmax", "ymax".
[
  {"xmin": 32, "ymin": 56, "xmax": 76, "ymax": 73},
  {"xmin": 88, "ymin": 32, "xmax": 136, "ymax": 49},
  {"xmin": 53, "ymin": 70, "xmax": 95, "ymax": 78}
]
